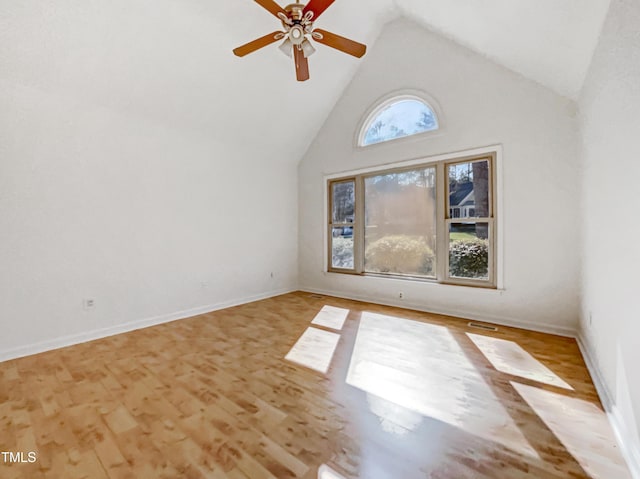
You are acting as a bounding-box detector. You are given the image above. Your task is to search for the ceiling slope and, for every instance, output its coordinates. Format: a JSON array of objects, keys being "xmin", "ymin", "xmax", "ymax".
[
  {"xmin": 0, "ymin": 0, "xmax": 393, "ymax": 165},
  {"xmin": 395, "ymin": 0, "xmax": 612, "ymax": 99}
]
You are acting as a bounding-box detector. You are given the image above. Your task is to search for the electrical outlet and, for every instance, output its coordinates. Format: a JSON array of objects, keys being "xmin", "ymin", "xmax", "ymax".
[
  {"xmin": 398, "ymin": 292, "xmax": 404, "ymax": 300},
  {"xmin": 83, "ymin": 299, "xmax": 95, "ymax": 311}
]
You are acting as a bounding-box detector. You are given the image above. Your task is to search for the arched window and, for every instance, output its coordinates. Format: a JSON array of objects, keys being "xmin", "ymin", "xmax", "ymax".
[{"xmin": 359, "ymin": 96, "xmax": 439, "ymax": 147}]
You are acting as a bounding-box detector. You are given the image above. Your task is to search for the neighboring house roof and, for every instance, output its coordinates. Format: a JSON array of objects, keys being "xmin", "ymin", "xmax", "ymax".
[{"xmin": 449, "ymin": 182, "xmax": 474, "ymax": 207}]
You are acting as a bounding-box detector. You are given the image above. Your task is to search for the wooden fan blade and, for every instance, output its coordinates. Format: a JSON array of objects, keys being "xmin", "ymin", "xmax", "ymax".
[
  {"xmin": 294, "ymin": 46, "xmax": 310, "ymax": 81},
  {"xmin": 303, "ymin": 0, "xmax": 335, "ymax": 20},
  {"xmin": 233, "ymin": 31, "xmax": 282, "ymax": 57},
  {"xmin": 254, "ymin": 0, "xmax": 287, "ymax": 19},
  {"xmin": 313, "ymin": 29, "xmax": 366, "ymax": 58}
]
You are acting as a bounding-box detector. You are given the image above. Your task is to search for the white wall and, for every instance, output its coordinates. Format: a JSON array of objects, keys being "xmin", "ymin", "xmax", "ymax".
[
  {"xmin": 0, "ymin": 79, "xmax": 298, "ymax": 360},
  {"xmin": 298, "ymin": 19, "xmax": 581, "ymax": 335},
  {"xmin": 578, "ymin": 0, "xmax": 640, "ymax": 474}
]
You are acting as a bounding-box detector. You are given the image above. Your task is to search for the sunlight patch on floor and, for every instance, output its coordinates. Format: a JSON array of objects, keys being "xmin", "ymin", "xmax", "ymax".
[
  {"xmin": 318, "ymin": 464, "xmax": 347, "ymax": 479},
  {"xmin": 365, "ymin": 394, "xmax": 424, "ymax": 435},
  {"xmin": 311, "ymin": 305, "xmax": 350, "ymax": 331},
  {"xmin": 285, "ymin": 327, "xmax": 340, "ymax": 374},
  {"xmin": 345, "ymin": 312, "xmax": 539, "ymax": 457},
  {"xmin": 512, "ymin": 381, "xmax": 632, "ymax": 479},
  {"xmin": 467, "ymin": 333, "xmax": 574, "ymax": 390}
]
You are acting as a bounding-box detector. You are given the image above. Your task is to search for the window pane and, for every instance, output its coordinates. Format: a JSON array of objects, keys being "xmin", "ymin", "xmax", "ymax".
[
  {"xmin": 332, "ymin": 181, "xmax": 355, "ymax": 224},
  {"xmin": 332, "ymin": 227, "xmax": 354, "ymax": 269},
  {"xmin": 449, "ymin": 223, "xmax": 490, "ymax": 280},
  {"xmin": 364, "ymin": 168, "xmax": 436, "ymax": 277},
  {"xmin": 362, "ymin": 99, "xmax": 439, "ymax": 146},
  {"xmin": 448, "ymin": 160, "xmax": 490, "ymax": 218}
]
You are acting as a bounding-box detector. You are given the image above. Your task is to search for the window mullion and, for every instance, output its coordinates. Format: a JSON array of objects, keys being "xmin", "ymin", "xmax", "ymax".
[
  {"xmin": 436, "ymin": 162, "xmax": 447, "ymax": 282},
  {"xmin": 355, "ymin": 175, "xmax": 365, "ymax": 274}
]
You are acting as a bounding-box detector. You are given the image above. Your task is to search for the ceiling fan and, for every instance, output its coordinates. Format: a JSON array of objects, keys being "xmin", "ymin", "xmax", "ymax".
[{"xmin": 233, "ymin": 0, "xmax": 367, "ymax": 81}]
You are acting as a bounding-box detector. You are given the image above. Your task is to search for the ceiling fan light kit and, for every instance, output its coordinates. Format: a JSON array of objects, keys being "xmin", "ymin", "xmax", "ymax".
[
  {"xmin": 301, "ymin": 39, "xmax": 316, "ymax": 58},
  {"xmin": 278, "ymin": 38, "xmax": 294, "ymax": 57},
  {"xmin": 233, "ymin": 0, "xmax": 367, "ymax": 81}
]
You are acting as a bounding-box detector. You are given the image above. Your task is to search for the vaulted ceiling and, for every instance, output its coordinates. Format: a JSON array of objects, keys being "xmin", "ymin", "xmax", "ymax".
[
  {"xmin": 1, "ymin": 0, "xmax": 611, "ymax": 164},
  {"xmin": 397, "ymin": 0, "xmax": 612, "ymax": 100}
]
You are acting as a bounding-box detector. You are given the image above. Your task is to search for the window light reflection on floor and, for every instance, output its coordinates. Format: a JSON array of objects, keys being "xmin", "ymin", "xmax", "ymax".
[
  {"xmin": 285, "ymin": 305, "xmax": 349, "ymax": 373},
  {"xmin": 285, "ymin": 327, "xmax": 340, "ymax": 374},
  {"xmin": 365, "ymin": 393, "xmax": 423, "ymax": 435},
  {"xmin": 318, "ymin": 464, "xmax": 347, "ymax": 479},
  {"xmin": 512, "ymin": 381, "xmax": 632, "ymax": 479},
  {"xmin": 311, "ymin": 305, "xmax": 350, "ymax": 330},
  {"xmin": 345, "ymin": 312, "xmax": 538, "ymax": 457},
  {"xmin": 467, "ymin": 333, "xmax": 573, "ymax": 390}
]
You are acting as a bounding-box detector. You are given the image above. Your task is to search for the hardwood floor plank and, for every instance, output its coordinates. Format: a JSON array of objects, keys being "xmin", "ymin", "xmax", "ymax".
[{"xmin": 0, "ymin": 292, "xmax": 632, "ymax": 478}]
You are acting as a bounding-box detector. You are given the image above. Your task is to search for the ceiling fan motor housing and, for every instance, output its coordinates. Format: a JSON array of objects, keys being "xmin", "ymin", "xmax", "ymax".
[{"xmin": 284, "ymin": 3, "xmax": 306, "ymax": 21}]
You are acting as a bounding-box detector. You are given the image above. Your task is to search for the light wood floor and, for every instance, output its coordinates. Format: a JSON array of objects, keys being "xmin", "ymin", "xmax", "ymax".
[{"xmin": 0, "ymin": 292, "xmax": 632, "ymax": 478}]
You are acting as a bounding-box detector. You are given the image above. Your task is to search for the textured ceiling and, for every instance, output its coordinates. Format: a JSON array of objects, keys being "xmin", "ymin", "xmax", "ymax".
[{"xmin": 0, "ymin": 0, "xmax": 611, "ymax": 164}]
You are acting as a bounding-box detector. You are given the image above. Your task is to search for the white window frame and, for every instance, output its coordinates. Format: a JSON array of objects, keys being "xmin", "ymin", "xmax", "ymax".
[{"xmin": 324, "ymin": 145, "xmax": 504, "ymax": 289}]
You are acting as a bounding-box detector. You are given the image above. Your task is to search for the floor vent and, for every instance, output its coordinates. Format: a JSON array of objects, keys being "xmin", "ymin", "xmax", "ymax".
[
  {"xmin": 468, "ymin": 322, "xmax": 498, "ymax": 332},
  {"xmin": 308, "ymin": 294, "xmax": 325, "ymax": 299}
]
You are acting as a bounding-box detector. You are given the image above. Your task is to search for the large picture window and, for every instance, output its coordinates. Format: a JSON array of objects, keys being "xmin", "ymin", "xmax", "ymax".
[{"xmin": 327, "ymin": 153, "xmax": 496, "ymax": 287}]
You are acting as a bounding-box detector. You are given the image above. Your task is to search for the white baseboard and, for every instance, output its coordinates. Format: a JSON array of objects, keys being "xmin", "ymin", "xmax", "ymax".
[
  {"xmin": 0, "ymin": 288, "xmax": 295, "ymax": 363},
  {"xmin": 577, "ymin": 333, "xmax": 640, "ymax": 479},
  {"xmin": 299, "ymin": 286, "xmax": 576, "ymax": 337}
]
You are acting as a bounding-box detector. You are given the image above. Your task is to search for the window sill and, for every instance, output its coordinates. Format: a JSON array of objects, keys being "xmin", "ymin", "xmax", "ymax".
[{"xmin": 323, "ymin": 270, "xmax": 504, "ymax": 292}]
